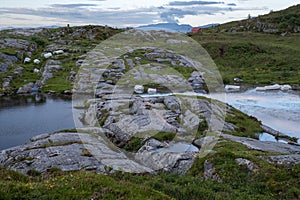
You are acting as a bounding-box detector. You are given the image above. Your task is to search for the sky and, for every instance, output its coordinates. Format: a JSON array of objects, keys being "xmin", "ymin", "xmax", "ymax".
[{"xmin": 0, "ymin": 0, "xmax": 299, "ymax": 28}]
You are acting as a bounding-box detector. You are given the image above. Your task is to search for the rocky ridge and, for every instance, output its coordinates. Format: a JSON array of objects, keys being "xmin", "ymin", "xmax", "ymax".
[{"xmin": 1, "ymin": 30, "xmax": 299, "ymax": 177}]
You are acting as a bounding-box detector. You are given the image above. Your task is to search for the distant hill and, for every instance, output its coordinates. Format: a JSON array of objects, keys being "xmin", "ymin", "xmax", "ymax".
[
  {"xmin": 198, "ymin": 23, "xmax": 220, "ymax": 29},
  {"xmin": 137, "ymin": 23, "xmax": 193, "ymax": 33},
  {"xmin": 206, "ymin": 4, "xmax": 300, "ymax": 33},
  {"xmin": 137, "ymin": 23, "xmax": 220, "ymax": 33},
  {"xmin": 0, "ymin": 25, "xmax": 60, "ymax": 31}
]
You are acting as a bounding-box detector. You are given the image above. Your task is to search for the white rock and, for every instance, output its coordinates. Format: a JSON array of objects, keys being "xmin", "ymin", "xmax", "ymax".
[
  {"xmin": 225, "ymin": 85, "xmax": 240, "ymax": 92},
  {"xmin": 233, "ymin": 77, "xmax": 243, "ymax": 83},
  {"xmin": 33, "ymin": 59, "xmax": 40, "ymax": 64},
  {"xmin": 43, "ymin": 53, "xmax": 52, "ymax": 59},
  {"xmin": 24, "ymin": 57, "xmax": 31, "ymax": 63},
  {"xmin": 33, "ymin": 68, "xmax": 40, "ymax": 73},
  {"xmin": 53, "ymin": 50, "xmax": 64, "ymax": 55},
  {"xmin": 256, "ymin": 84, "xmax": 281, "ymax": 91},
  {"xmin": 281, "ymin": 84, "xmax": 292, "ymax": 91},
  {"xmin": 147, "ymin": 88, "xmax": 157, "ymax": 95},
  {"xmin": 134, "ymin": 85, "xmax": 144, "ymax": 94}
]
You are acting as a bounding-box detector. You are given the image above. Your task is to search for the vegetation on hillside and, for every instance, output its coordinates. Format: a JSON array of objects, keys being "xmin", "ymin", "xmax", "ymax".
[
  {"xmin": 0, "ymin": 26, "xmax": 122, "ymax": 94},
  {"xmin": 1, "ymin": 138, "xmax": 299, "ymax": 199},
  {"xmin": 204, "ymin": 4, "xmax": 300, "ymax": 33},
  {"xmin": 189, "ymin": 5, "xmax": 300, "ymax": 85}
]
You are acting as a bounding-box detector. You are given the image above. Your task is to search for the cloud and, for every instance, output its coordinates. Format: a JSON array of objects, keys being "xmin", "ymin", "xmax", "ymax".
[
  {"xmin": 0, "ymin": 1, "xmax": 268, "ymax": 27},
  {"xmin": 0, "ymin": 7, "xmax": 159, "ymax": 27},
  {"xmin": 158, "ymin": 3, "xmax": 267, "ymax": 23},
  {"xmin": 169, "ymin": 1, "xmax": 224, "ymax": 6},
  {"xmin": 50, "ymin": 4, "xmax": 98, "ymax": 8},
  {"xmin": 160, "ymin": 8, "xmax": 197, "ymax": 22}
]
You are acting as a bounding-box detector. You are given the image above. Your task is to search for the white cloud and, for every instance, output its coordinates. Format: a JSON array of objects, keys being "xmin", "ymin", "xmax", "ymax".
[{"xmin": 0, "ymin": 0, "xmax": 299, "ymax": 28}]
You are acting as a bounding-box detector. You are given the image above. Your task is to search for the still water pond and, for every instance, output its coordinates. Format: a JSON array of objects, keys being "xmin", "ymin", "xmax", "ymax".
[{"xmin": 0, "ymin": 94, "xmax": 74, "ymax": 150}]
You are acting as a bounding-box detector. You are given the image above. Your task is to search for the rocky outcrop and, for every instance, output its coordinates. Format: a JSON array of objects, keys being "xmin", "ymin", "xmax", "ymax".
[
  {"xmin": 17, "ymin": 82, "xmax": 35, "ymax": 94},
  {"xmin": 259, "ymin": 154, "xmax": 300, "ymax": 168},
  {"xmin": 235, "ymin": 158, "xmax": 259, "ymax": 172},
  {"xmin": 41, "ymin": 60, "xmax": 63, "ymax": 85},
  {"xmin": 222, "ymin": 134, "xmax": 300, "ymax": 154},
  {"xmin": 0, "ymin": 130, "xmax": 199, "ymax": 175},
  {"xmin": 0, "ymin": 52, "xmax": 18, "ymax": 74},
  {"xmin": 0, "ymin": 38, "xmax": 37, "ymax": 52},
  {"xmin": 203, "ymin": 160, "xmax": 222, "ymax": 182}
]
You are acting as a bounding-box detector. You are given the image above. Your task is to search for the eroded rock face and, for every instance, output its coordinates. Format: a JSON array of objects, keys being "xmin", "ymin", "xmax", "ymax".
[
  {"xmin": 17, "ymin": 82, "xmax": 34, "ymax": 94},
  {"xmin": 222, "ymin": 134, "xmax": 300, "ymax": 154},
  {"xmin": 0, "ymin": 132, "xmax": 104, "ymax": 175},
  {"xmin": 259, "ymin": 154, "xmax": 300, "ymax": 168},
  {"xmin": 235, "ymin": 158, "xmax": 259, "ymax": 172},
  {"xmin": 0, "ymin": 53, "xmax": 18, "ymax": 74},
  {"xmin": 41, "ymin": 60, "xmax": 63, "ymax": 85}
]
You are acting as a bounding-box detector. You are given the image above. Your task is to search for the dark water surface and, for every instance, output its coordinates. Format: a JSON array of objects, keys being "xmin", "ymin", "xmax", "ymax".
[{"xmin": 0, "ymin": 94, "xmax": 75, "ymax": 150}]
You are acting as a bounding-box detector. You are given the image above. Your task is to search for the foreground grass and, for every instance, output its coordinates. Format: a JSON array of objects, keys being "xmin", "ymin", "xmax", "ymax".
[{"xmin": 1, "ymin": 139, "xmax": 300, "ymax": 200}]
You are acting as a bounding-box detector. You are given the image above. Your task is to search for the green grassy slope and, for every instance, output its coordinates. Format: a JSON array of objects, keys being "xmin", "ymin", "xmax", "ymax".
[
  {"xmin": 205, "ymin": 4, "xmax": 300, "ymax": 33},
  {"xmin": 189, "ymin": 5, "xmax": 300, "ymax": 85},
  {"xmin": 191, "ymin": 32, "xmax": 300, "ymax": 85}
]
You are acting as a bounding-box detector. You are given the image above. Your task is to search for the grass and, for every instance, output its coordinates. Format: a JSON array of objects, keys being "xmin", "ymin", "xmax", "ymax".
[
  {"xmin": 1, "ymin": 135, "xmax": 300, "ymax": 199},
  {"xmin": 225, "ymin": 105, "xmax": 263, "ymax": 139},
  {"xmin": 191, "ymin": 32, "xmax": 300, "ymax": 85},
  {"xmin": 195, "ymin": 116, "xmax": 208, "ymax": 139},
  {"xmin": 81, "ymin": 148, "xmax": 93, "ymax": 157},
  {"xmin": 0, "ymin": 168, "xmax": 170, "ymax": 200},
  {"xmin": 123, "ymin": 136, "xmax": 144, "ymax": 152},
  {"xmin": 123, "ymin": 132, "xmax": 176, "ymax": 152},
  {"xmin": 151, "ymin": 132, "xmax": 176, "ymax": 142},
  {"xmin": 1, "ymin": 160, "xmax": 299, "ymax": 199}
]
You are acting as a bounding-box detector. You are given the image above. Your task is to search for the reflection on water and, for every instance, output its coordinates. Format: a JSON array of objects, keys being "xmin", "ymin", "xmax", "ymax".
[
  {"xmin": 259, "ymin": 133, "xmax": 288, "ymax": 144},
  {"xmin": 0, "ymin": 94, "xmax": 74, "ymax": 150},
  {"xmin": 208, "ymin": 90, "xmax": 300, "ymax": 141}
]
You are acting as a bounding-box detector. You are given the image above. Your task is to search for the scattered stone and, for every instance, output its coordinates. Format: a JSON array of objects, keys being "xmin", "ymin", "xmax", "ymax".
[
  {"xmin": 43, "ymin": 52, "xmax": 53, "ymax": 59},
  {"xmin": 281, "ymin": 84, "xmax": 292, "ymax": 91},
  {"xmin": 233, "ymin": 77, "xmax": 243, "ymax": 83},
  {"xmin": 225, "ymin": 85, "xmax": 240, "ymax": 92},
  {"xmin": 53, "ymin": 50, "xmax": 64, "ymax": 54},
  {"xmin": 33, "ymin": 68, "xmax": 40, "ymax": 73},
  {"xmin": 235, "ymin": 158, "xmax": 259, "ymax": 172},
  {"xmin": 147, "ymin": 88, "xmax": 157, "ymax": 95},
  {"xmin": 24, "ymin": 57, "xmax": 31, "ymax": 63},
  {"xmin": 134, "ymin": 85, "xmax": 144, "ymax": 94},
  {"xmin": 63, "ymin": 90, "xmax": 72, "ymax": 95},
  {"xmin": 33, "ymin": 59, "xmax": 41, "ymax": 64},
  {"xmin": 255, "ymin": 84, "xmax": 292, "ymax": 91},
  {"xmin": 203, "ymin": 160, "xmax": 222, "ymax": 182}
]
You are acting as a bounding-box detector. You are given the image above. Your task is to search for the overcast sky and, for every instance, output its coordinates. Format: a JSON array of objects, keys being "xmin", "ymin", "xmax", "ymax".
[{"xmin": 0, "ymin": 0, "xmax": 299, "ymax": 28}]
